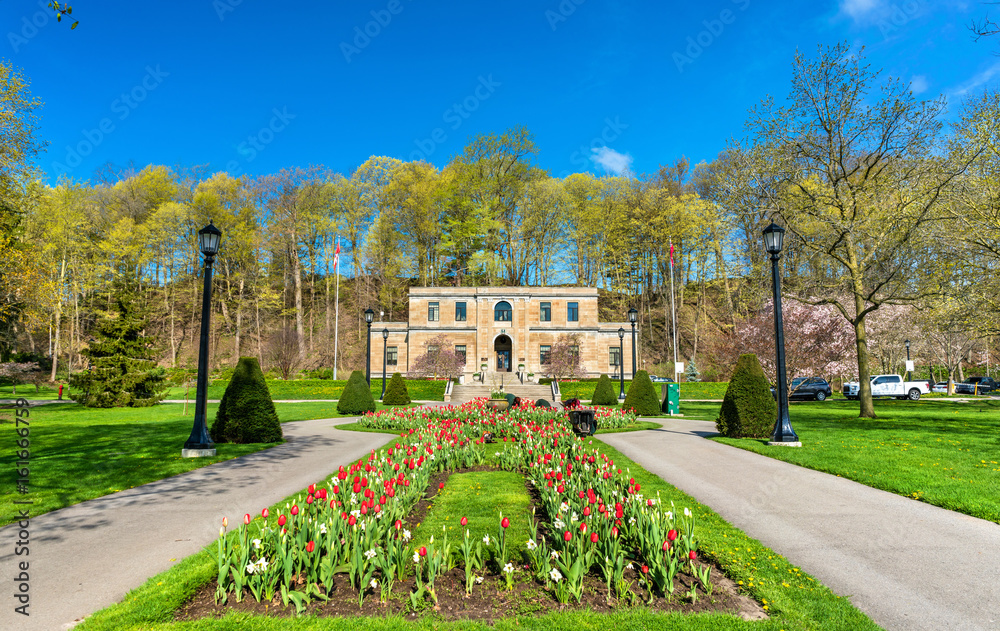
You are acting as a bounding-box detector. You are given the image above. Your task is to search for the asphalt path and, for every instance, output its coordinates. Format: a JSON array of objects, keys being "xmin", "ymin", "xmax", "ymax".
[
  {"xmin": 600, "ymin": 418, "xmax": 1000, "ymax": 631},
  {"xmin": 0, "ymin": 416, "xmax": 393, "ymax": 631}
]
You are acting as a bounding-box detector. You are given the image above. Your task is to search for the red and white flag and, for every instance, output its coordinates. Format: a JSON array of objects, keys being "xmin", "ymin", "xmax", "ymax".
[
  {"xmin": 669, "ymin": 242, "xmax": 675, "ymax": 266},
  {"xmin": 333, "ymin": 237, "xmax": 341, "ymax": 271}
]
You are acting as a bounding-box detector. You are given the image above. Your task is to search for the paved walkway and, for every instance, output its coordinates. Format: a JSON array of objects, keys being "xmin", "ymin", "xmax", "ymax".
[
  {"xmin": 600, "ymin": 418, "xmax": 1000, "ymax": 631},
  {"xmin": 0, "ymin": 417, "xmax": 392, "ymax": 631}
]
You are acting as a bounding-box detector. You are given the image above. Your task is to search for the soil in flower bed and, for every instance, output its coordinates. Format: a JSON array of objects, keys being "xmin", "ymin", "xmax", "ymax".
[{"xmin": 176, "ymin": 560, "xmax": 766, "ymax": 622}]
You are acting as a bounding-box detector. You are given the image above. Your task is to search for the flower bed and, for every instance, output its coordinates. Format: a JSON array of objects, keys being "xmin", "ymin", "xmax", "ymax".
[{"xmin": 205, "ymin": 400, "xmax": 730, "ymax": 615}]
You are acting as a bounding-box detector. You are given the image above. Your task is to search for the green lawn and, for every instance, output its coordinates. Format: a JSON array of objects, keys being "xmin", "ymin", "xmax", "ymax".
[
  {"xmin": 0, "ymin": 383, "xmax": 62, "ymax": 400},
  {"xmin": 76, "ymin": 426, "xmax": 878, "ymax": 631},
  {"xmin": 555, "ymin": 380, "xmax": 728, "ymax": 402},
  {"xmin": 699, "ymin": 398, "xmax": 1000, "ymax": 524},
  {"xmin": 164, "ymin": 378, "xmax": 448, "ymax": 401},
  {"xmin": 0, "ymin": 401, "xmax": 398, "ymax": 526}
]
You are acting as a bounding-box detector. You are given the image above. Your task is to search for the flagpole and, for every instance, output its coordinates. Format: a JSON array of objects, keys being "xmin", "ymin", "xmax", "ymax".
[
  {"xmin": 669, "ymin": 240, "xmax": 678, "ymax": 382},
  {"xmin": 333, "ymin": 238, "xmax": 340, "ymax": 381}
]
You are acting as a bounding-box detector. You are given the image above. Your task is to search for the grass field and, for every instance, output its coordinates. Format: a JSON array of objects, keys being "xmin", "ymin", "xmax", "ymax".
[
  {"xmin": 76, "ymin": 424, "xmax": 879, "ymax": 631},
  {"xmin": 555, "ymin": 380, "xmax": 729, "ymax": 402},
  {"xmin": 682, "ymin": 398, "xmax": 1000, "ymax": 524},
  {"xmin": 163, "ymin": 378, "xmax": 449, "ymax": 401},
  {"xmin": 0, "ymin": 401, "xmax": 401, "ymax": 526}
]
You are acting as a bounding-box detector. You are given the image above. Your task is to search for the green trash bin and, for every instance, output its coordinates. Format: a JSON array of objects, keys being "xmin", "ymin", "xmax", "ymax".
[{"xmin": 662, "ymin": 382, "xmax": 680, "ymax": 415}]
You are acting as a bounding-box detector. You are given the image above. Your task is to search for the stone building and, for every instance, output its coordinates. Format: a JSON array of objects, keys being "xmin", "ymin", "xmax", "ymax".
[{"xmin": 369, "ymin": 287, "xmax": 636, "ymax": 379}]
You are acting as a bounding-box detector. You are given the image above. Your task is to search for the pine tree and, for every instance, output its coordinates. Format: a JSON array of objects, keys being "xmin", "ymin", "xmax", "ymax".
[
  {"xmin": 338, "ymin": 370, "xmax": 377, "ymax": 415},
  {"xmin": 211, "ymin": 357, "xmax": 282, "ymax": 444},
  {"xmin": 382, "ymin": 372, "xmax": 411, "ymax": 405},
  {"xmin": 622, "ymin": 370, "xmax": 661, "ymax": 416},
  {"xmin": 685, "ymin": 359, "xmax": 700, "ymax": 382},
  {"xmin": 69, "ymin": 282, "xmax": 166, "ymax": 408},
  {"xmin": 716, "ymin": 354, "xmax": 776, "ymax": 438},
  {"xmin": 591, "ymin": 374, "xmax": 618, "ymax": 406}
]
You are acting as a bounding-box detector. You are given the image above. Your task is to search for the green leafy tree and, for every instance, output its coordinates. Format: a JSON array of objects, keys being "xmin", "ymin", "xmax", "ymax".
[
  {"xmin": 590, "ymin": 373, "xmax": 618, "ymax": 406},
  {"xmin": 382, "ymin": 372, "xmax": 411, "ymax": 405},
  {"xmin": 210, "ymin": 357, "xmax": 282, "ymax": 444},
  {"xmin": 338, "ymin": 369, "xmax": 376, "ymax": 415},
  {"xmin": 69, "ymin": 282, "xmax": 167, "ymax": 407},
  {"xmin": 622, "ymin": 370, "xmax": 660, "ymax": 415},
  {"xmin": 716, "ymin": 354, "xmax": 776, "ymax": 438}
]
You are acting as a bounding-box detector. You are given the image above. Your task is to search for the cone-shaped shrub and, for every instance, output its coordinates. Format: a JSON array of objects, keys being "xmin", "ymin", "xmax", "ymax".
[
  {"xmin": 591, "ymin": 373, "xmax": 618, "ymax": 406},
  {"xmin": 210, "ymin": 357, "xmax": 282, "ymax": 444},
  {"xmin": 338, "ymin": 370, "xmax": 377, "ymax": 415},
  {"xmin": 622, "ymin": 370, "xmax": 661, "ymax": 415},
  {"xmin": 716, "ymin": 353, "xmax": 776, "ymax": 438},
  {"xmin": 382, "ymin": 372, "xmax": 411, "ymax": 405}
]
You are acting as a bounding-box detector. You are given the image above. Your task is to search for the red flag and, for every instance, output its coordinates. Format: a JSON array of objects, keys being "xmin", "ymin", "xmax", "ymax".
[
  {"xmin": 333, "ymin": 237, "xmax": 341, "ymax": 270},
  {"xmin": 669, "ymin": 243, "xmax": 674, "ymax": 266}
]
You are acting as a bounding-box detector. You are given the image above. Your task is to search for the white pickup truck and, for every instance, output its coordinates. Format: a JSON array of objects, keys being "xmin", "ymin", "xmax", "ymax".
[{"xmin": 843, "ymin": 374, "xmax": 929, "ymax": 401}]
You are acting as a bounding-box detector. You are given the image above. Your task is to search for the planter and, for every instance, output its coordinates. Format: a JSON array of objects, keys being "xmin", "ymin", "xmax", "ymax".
[{"xmin": 485, "ymin": 398, "xmax": 509, "ymax": 411}]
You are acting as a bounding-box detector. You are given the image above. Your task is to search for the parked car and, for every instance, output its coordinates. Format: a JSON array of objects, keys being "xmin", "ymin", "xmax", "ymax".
[
  {"xmin": 649, "ymin": 375, "xmax": 674, "ymax": 383},
  {"xmin": 770, "ymin": 377, "xmax": 834, "ymax": 401},
  {"xmin": 843, "ymin": 374, "xmax": 929, "ymax": 400},
  {"xmin": 954, "ymin": 377, "xmax": 999, "ymax": 395},
  {"xmin": 931, "ymin": 381, "xmax": 949, "ymax": 394}
]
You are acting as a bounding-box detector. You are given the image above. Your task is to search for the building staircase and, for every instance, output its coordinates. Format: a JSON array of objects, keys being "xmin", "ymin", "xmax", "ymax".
[{"xmin": 449, "ymin": 382, "xmax": 559, "ymax": 406}]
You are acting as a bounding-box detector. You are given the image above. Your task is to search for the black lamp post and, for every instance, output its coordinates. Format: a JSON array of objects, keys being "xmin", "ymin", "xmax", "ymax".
[
  {"xmin": 381, "ymin": 328, "xmax": 389, "ymax": 400},
  {"xmin": 763, "ymin": 222, "xmax": 799, "ymax": 445},
  {"xmin": 618, "ymin": 327, "xmax": 626, "ymax": 400},
  {"xmin": 627, "ymin": 308, "xmax": 638, "ymax": 379},
  {"xmin": 183, "ymin": 221, "xmax": 222, "ymax": 457},
  {"xmin": 905, "ymin": 339, "xmax": 911, "ymax": 382},
  {"xmin": 364, "ymin": 308, "xmax": 375, "ymax": 385}
]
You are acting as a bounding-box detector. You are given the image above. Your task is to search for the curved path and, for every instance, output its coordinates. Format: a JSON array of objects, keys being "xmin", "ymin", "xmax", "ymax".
[
  {"xmin": 0, "ymin": 417, "xmax": 392, "ymax": 631},
  {"xmin": 600, "ymin": 418, "xmax": 1000, "ymax": 631}
]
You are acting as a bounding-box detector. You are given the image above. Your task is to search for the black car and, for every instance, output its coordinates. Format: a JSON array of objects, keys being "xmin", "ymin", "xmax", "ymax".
[
  {"xmin": 954, "ymin": 377, "xmax": 999, "ymax": 395},
  {"xmin": 771, "ymin": 377, "xmax": 834, "ymax": 401}
]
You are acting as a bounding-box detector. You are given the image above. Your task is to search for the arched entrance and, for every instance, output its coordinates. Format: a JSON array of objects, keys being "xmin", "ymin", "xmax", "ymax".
[{"xmin": 494, "ymin": 334, "xmax": 512, "ymax": 372}]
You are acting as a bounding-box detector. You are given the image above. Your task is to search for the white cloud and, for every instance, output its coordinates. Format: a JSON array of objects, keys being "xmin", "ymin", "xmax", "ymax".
[
  {"xmin": 949, "ymin": 60, "xmax": 1000, "ymax": 98},
  {"xmin": 590, "ymin": 147, "xmax": 632, "ymax": 175},
  {"xmin": 910, "ymin": 75, "xmax": 928, "ymax": 94},
  {"xmin": 841, "ymin": 0, "xmax": 882, "ymax": 21}
]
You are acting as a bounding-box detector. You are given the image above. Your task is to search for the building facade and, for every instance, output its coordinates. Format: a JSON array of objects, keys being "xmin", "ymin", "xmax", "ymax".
[{"xmin": 370, "ymin": 287, "xmax": 636, "ymax": 379}]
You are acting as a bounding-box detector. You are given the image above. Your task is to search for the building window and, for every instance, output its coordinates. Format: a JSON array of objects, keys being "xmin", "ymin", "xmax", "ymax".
[
  {"xmin": 455, "ymin": 302, "xmax": 467, "ymax": 321},
  {"xmin": 539, "ymin": 344, "xmax": 551, "ymax": 365},
  {"xmin": 567, "ymin": 301, "xmax": 578, "ymax": 322},
  {"xmin": 609, "ymin": 347, "xmax": 620, "ymax": 368},
  {"xmin": 540, "ymin": 301, "xmax": 551, "ymax": 322},
  {"xmin": 387, "ymin": 346, "xmax": 398, "ymax": 366},
  {"xmin": 495, "ymin": 300, "xmax": 512, "ymax": 322},
  {"xmin": 455, "ymin": 344, "xmax": 466, "ymax": 364},
  {"xmin": 428, "ymin": 301, "xmax": 439, "ymax": 322}
]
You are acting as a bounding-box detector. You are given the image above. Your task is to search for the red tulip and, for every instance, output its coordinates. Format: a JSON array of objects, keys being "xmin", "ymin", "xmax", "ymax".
[
  {"xmin": 663, "ymin": 541, "xmax": 671, "ymax": 552},
  {"xmin": 306, "ymin": 541, "xmax": 315, "ymax": 553},
  {"xmin": 590, "ymin": 532, "xmax": 599, "ymax": 544},
  {"xmin": 461, "ymin": 516, "xmax": 468, "ymax": 526},
  {"xmin": 261, "ymin": 508, "xmax": 269, "ymax": 519},
  {"xmin": 278, "ymin": 514, "xmax": 286, "ymax": 527},
  {"xmin": 308, "ymin": 484, "xmax": 316, "ymax": 494},
  {"xmin": 222, "ymin": 517, "xmax": 228, "ymax": 528},
  {"xmin": 333, "ymin": 484, "xmax": 340, "ymax": 494},
  {"xmin": 667, "ymin": 529, "xmax": 677, "ymax": 541},
  {"xmin": 439, "ymin": 482, "xmax": 445, "ymax": 490},
  {"xmin": 564, "ymin": 530, "xmax": 572, "ymax": 542},
  {"xmin": 579, "ymin": 522, "xmax": 587, "ymax": 533},
  {"xmin": 244, "ymin": 513, "xmax": 251, "ymax": 525},
  {"xmin": 306, "ymin": 494, "xmax": 315, "ymax": 505},
  {"xmin": 611, "ymin": 526, "xmax": 619, "ymax": 538},
  {"xmin": 419, "ymin": 546, "xmax": 427, "ymax": 557},
  {"xmin": 348, "ymin": 514, "xmax": 357, "ymax": 526},
  {"xmin": 291, "ymin": 505, "xmax": 299, "ymax": 516},
  {"xmin": 501, "ymin": 517, "xmax": 510, "ymax": 529},
  {"xmin": 583, "ymin": 506, "xmax": 591, "ymax": 517},
  {"xmin": 689, "ymin": 551, "xmax": 697, "ymax": 560},
  {"xmin": 641, "ymin": 564, "xmax": 649, "ymax": 574},
  {"xmin": 395, "ymin": 519, "xmax": 403, "ymax": 530}
]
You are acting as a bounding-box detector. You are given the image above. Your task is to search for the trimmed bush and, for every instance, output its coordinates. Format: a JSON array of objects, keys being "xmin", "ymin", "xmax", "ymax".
[
  {"xmin": 210, "ymin": 357, "xmax": 283, "ymax": 444},
  {"xmin": 622, "ymin": 370, "xmax": 661, "ymax": 416},
  {"xmin": 337, "ymin": 370, "xmax": 376, "ymax": 415},
  {"xmin": 381, "ymin": 372, "xmax": 411, "ymax": 405},
  {"xmin": 716, "ymin": 353, "xmax": 776, "ymax": 438},
  {"xmin": 591, "ymin": 374, "xmax": 619, "ymax": 406}
]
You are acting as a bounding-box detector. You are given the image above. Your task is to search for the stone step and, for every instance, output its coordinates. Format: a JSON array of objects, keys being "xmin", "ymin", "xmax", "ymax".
[{"xmin": 451, "ymin": 382, "xmax": 558, "ymax": 405}]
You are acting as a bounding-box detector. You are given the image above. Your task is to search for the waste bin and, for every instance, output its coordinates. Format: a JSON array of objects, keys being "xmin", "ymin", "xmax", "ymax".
[
  {"xmin": 568, "ymin": 408, "xmax": 597, "ymax": 436},
  {"xmin": 662, "ymin": 383, "xmax": 680, "ymax": 415}
]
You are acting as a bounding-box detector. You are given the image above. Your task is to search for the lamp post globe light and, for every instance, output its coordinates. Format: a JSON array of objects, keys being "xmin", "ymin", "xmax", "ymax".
[
  {"xmin": 364, "ymin": 308, "xmax": 375, "ymax": 385},
  {"xmin": 627, "ymin": 308, "xmax": 638, "ymax": 380},
  {"xmin": 905, "ymin": 339, "xmax": 911, "ymax": 382},
  {"xmin": 183, "ymin": 221, "xmax": 222, "ymax": 458},
  {"xmin": 381, "ymin": 328, "xmax": 389, "ymax": 400},
  {"xmin": 763, "ymin": 222, "xmax": 800, "ymax": 446},
  {"xmin": 618, "ymin": 327, "xmax": 626, "ymax": 400}
]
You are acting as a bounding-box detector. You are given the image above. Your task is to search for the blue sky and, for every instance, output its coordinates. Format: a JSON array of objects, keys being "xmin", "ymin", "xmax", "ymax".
[{"xmin": 3, "ymin": 0, "xmax": 997, "ymax": 185}]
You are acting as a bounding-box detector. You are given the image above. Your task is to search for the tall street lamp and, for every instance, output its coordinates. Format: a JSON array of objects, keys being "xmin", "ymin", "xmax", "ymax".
[
  {"xmin": 618, "ymin": 327, "xmax": 626, "ymax": 400},
  {"xmin": 763, "ymin": 222, "xmax": 800, "ymax": 446},
  {"xmin": 905, "ymin": 339, "xmax": 911, "ymax": 382},
  {"xmin": 364, "ymin": 308, "xmax": 375, "ymax": 385},
  {"xmin": 627, "ymin": 308, "xmax": 638, "ymax": 379},
  {"xmin": 381, "ymin": 328, "xmax": 389, "ymax": 400},
  {"xmin": 183, "ymin": 221, "xmax": 222, "ymax": 458}
]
